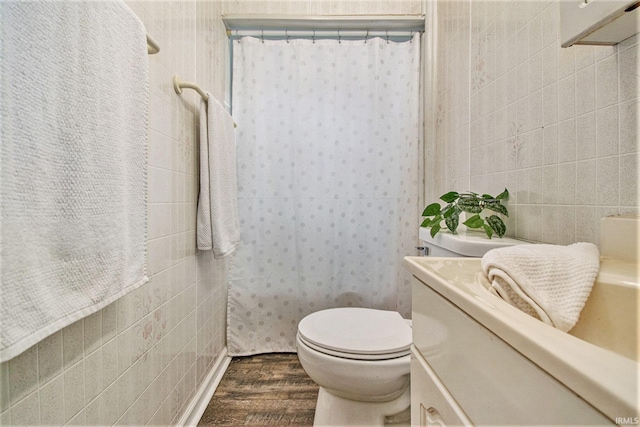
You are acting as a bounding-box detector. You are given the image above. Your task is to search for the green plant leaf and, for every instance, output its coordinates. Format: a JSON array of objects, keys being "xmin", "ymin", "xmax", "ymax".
[
  {"xmin": 442, "ymin": 204, "xmax": 455, "ymax": 218},
  {"xmin": 496, "ymin": 188, "xmax": 509, "ymax": 200},
  {"xmin": 422, "ymin": 202, "xmax": 441, "ymax": 217},
  {"xmin": 483, "ymin": 224, "xmax": 493, "ymax": 239},
  {"xmin": 428, "ymin": 215, "xmax": 442, "ymax": 227},
  {"xmin": 487, "ymin": 215, "xmax": 506, "ymax": 237},
  {"xmin": 440, "ymin": 191, "xmax": 459, "ymax": 203},
  {"xmin": 430, "ymin": 223, "xmax": 441, "ymax": 238},
  {"xmin": 445, "ymin": 212, "xmax": 459, "ymax": 233},
  {"xmin": 422, "ymin": 189, "xmax": 511, "ymax": 236},
  {"xmin": 485, "ymin": 201, "xmax": 509, "ymax": 217},
  {"xmin": 463, "ymin": 214, "xmax": 484, "ymax": 229},
  {"xmin": 458, "ymin": 197, "xmax": 482, "ymax": 213}
]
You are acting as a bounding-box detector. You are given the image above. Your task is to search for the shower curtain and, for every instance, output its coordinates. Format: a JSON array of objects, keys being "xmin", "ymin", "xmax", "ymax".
[{"xmin": 229, "ymin": 35, "xmax": 421, "ymax": 355}]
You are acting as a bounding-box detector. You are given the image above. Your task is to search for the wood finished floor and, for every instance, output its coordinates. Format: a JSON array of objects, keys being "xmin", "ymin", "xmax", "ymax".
[{"xmin": 198, "ymin": 353, "xmax": 319, "ymax": 426}]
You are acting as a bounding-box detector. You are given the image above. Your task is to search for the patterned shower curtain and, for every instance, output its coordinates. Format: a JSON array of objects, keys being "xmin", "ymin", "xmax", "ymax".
[{"xmin": 228, "ymin": 35, "xmax": 421, "ymax": 355}]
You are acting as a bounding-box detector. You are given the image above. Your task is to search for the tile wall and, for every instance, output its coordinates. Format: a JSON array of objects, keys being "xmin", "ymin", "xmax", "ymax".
[
  {"xmin": 430, "ymin": 0, "xmax": 639, "ymax": 246},
  {"xmin": 0, "ymin": 1, "xmax": 229, "ymax": 425}
]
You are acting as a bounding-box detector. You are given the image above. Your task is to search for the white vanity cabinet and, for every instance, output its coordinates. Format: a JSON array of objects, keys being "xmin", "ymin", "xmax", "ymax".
[
  {"xmin": 411, "ymin": 347, "xmax": 471, "ymax": 427},
  {"xmin": 410, "ymin": 277, "xmax": 612, "ymax": 427}
]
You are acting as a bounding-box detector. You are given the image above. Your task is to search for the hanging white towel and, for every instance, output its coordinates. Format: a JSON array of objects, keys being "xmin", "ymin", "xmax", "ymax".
[
  {"xmin": 481, "ymin": 243, "xmax": 600, "ymax": 332},
  {"xmin": 0, "ymin": 1, "xmax": 149, "ymax": 362},
  {"xmin": 197, "ymin": 95, "xmax": 240, "ymax": 257}
]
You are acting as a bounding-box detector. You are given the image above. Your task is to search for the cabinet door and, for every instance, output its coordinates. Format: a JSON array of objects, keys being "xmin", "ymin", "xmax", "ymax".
[
  {"xmin": 411, "ymin": 278, "xmax": 613, "ymax": 426},
  {"xmin": 411, "ymin": 347, "xmax": 472, "ymax": 427}
]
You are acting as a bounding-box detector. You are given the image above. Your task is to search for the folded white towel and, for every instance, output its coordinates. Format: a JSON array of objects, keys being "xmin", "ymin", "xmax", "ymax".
[
  {"xmin": 196, "ymin": 95, "xmax": 240, "ymax": 257},
  {"xmin": 481, "ymin": 243, "xmax": 600, "ymax": 332}
]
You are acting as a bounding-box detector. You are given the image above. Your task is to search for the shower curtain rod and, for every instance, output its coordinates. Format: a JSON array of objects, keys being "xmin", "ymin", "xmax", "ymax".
[{"xmin": 228, "ymin": 29, "xmax": 419, "ymax": 39}]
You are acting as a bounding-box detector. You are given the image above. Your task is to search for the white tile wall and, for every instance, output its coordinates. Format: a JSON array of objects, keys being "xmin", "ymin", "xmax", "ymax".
[
  {"xmin": 0, "ymin": 0, "xmax": 228, "ymax": 425},
  {"xmin": 430, "ymin": 0, "xmax": 640, "ymax": 246}
]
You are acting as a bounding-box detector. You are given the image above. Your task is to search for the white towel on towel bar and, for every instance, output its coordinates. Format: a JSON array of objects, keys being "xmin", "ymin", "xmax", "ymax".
[
  {"xmin": 197, "ymin": 95, "xmax": 240, "ymax": 257},
  {"xmin": 481, "ymin": 243, "xmax": 600, "ymax": 332},
  {"xmin": 0, "ymin": 1, "xmax": 148, "ymax": 362}
]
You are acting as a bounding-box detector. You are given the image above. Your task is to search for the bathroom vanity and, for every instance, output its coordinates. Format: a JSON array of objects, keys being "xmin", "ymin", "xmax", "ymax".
[{"xmin": 405, "ymin": 216, "xmax": 639, "ymax": 426}]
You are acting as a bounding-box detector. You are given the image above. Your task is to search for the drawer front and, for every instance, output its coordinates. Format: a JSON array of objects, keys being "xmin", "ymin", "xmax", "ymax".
[
  {"xmin": 412, "ymin": 278, "xmax": 612, "ymax": 426},
  {"xmin": 411, "ymin": 346, "xmax": 471, "ymax": 427}
]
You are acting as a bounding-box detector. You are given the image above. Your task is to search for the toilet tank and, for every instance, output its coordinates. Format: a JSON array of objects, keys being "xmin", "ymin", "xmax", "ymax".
[{"xmin": 419, "ymin": 227, "xmax": 526, "ymax": 257}]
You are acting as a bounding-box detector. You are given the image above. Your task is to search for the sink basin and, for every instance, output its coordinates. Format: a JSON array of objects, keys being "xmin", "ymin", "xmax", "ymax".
[
  {"xmin": 569, "ymin": 258, "xmax": 639, "ymax": 362},
  {"xmin": 475, "ymin": 257, "xmax": 639, "ymax": 362}
]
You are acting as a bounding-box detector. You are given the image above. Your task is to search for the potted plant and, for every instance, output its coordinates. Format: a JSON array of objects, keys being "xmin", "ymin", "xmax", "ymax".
[{"xmin": 421, "ymin": 189, "xmax": 510, "ymax": 239}]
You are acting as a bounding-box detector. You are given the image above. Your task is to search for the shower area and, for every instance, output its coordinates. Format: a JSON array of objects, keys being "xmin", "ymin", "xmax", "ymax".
[{"xmin": 224, "ymin": 16, "xmax": 426, "ymax": 355}]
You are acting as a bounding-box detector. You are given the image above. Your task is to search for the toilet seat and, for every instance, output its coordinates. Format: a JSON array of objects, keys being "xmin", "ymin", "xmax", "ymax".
[
  {"xmin": 297, "ymin": 308, "xmax": 412, "ymax": 361},
  {"xmin": 297, "ymin": 333, "xmax": 410, "ymax": 360}
]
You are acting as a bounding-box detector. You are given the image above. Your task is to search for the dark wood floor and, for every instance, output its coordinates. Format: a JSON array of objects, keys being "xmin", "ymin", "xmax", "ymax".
[{"xmin": 198, "ymin": 353, "xmax": 319, "ymax": 426}]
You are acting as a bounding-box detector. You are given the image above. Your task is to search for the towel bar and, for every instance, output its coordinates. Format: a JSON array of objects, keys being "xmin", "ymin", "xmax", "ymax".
[
  {"xmin": 147, "ymin": 34, "xmax": 160, "ymax": 54},
  {"xmin": 173, "ymin": 76, "xmax": 237, "ymax": 127},
  {"xmin": 173, "ymin": 76, "xmax": 208, "ymax": 100}
]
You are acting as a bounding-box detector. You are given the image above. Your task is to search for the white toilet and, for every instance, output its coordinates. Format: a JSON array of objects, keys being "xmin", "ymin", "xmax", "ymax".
[
  {"xmin": 297, "ymin": 307, "xmax": 412, "ymax": 426},
  {"xmin": 297, "ymin": 227, "xmax": 525, "ymax": 426}
]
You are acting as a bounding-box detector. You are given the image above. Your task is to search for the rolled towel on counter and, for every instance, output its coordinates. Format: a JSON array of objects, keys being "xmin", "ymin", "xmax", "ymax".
[{"xmin": 481, "ymin": 243, "xmax": 600, "ymax": 332}]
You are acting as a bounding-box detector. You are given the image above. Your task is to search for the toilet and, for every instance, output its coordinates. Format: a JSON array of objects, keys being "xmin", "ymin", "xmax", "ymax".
[
  {"xmin": 297, "ymin": 307, "xmax": 413, "ymax": 426},
  {"xmin": 297, "ymin": 227, "xmax": 526, "ymax": 426}
]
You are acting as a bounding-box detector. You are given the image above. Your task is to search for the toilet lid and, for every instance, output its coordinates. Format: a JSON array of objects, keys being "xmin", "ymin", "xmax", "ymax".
[{"xmin": 297, "ymin": 308, "xmax": 412, "ymax": 358}]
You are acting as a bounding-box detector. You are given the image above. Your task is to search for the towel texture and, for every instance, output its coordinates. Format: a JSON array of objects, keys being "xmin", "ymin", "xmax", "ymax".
[
  {"xmin": 0, "ymin": 1, "xmax": 148, "ymax": 362},
  {"xmin": 481, "ymin": 243, "xmax": 600, "ymax": 332},
  {"xmin": 196, "ymin": 95, "xmax": 240, "ymax": 257}
]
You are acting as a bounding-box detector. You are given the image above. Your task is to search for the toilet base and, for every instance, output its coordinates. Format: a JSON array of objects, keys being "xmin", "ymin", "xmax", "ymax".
[{"xmin": 313, "ymin": 383, "xmax": 411, "ymax": 426}]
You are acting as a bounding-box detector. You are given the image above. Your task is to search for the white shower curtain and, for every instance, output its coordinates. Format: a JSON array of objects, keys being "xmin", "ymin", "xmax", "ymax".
[{"xmin": 229, "ymin": 35, "xmax": 421, "ymax": 355}]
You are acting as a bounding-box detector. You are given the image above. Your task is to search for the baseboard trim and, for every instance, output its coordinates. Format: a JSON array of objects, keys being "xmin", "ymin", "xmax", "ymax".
[{"xmin": 178, "ymin": 347, "xmax": 232, "ymax": 426}]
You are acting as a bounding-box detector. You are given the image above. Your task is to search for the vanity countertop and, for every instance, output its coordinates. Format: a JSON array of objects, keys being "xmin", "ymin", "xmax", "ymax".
[{"xmin": 404, "ymin": 256, "xmax": 639, "ymax": 421}]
